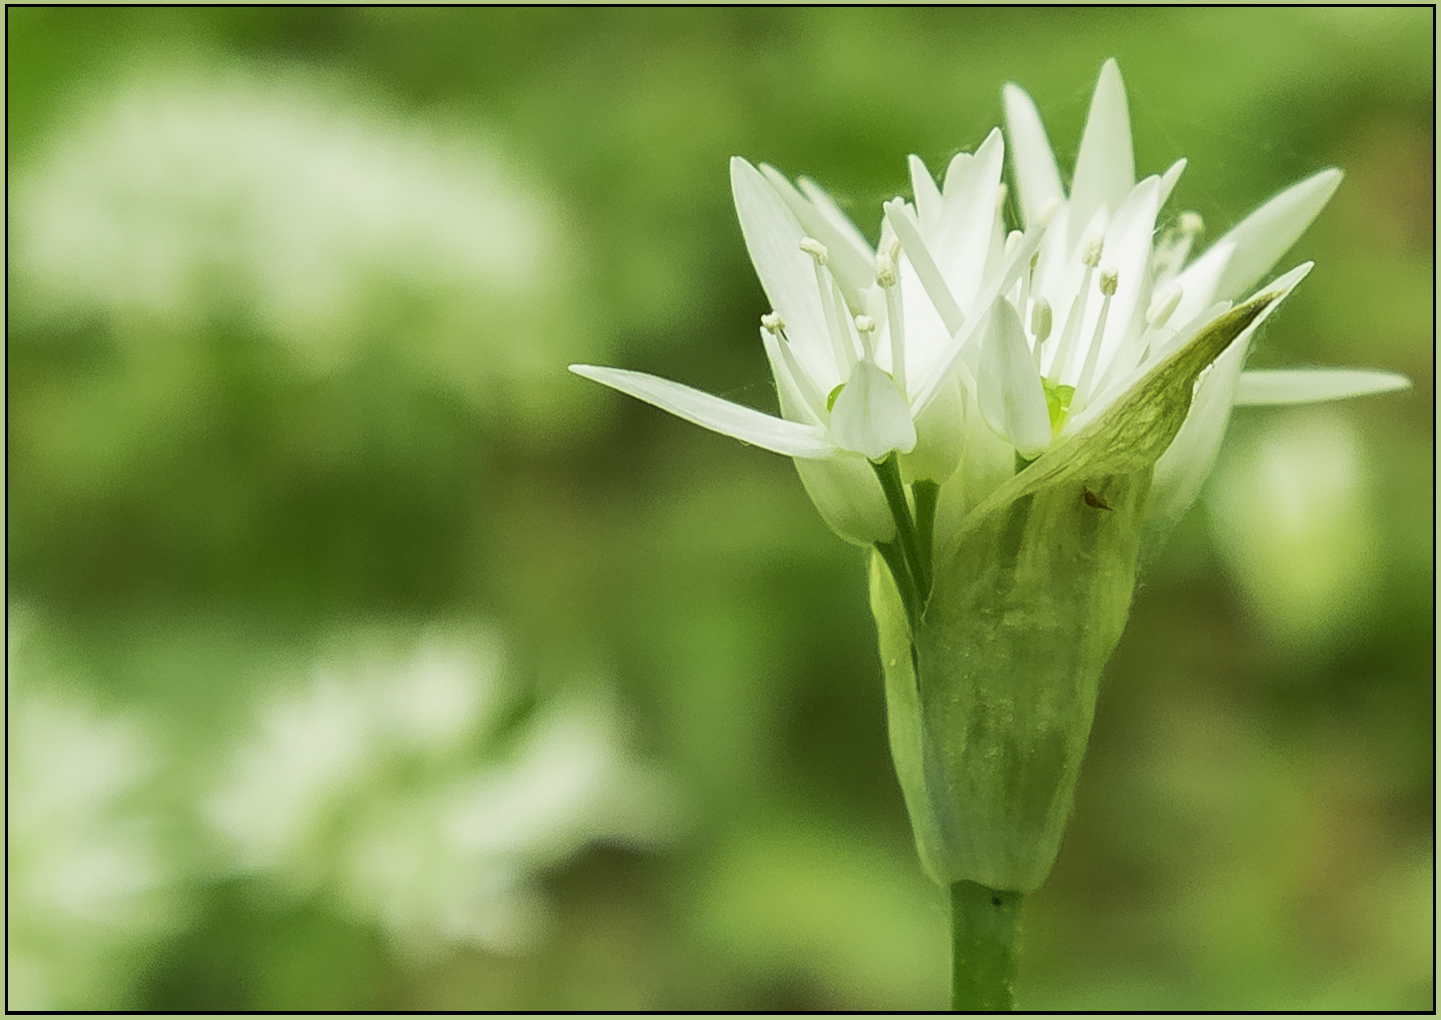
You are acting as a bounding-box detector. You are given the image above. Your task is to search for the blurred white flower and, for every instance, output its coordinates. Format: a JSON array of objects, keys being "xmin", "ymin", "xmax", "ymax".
[
  {"xmin": 204, "ymin": 627, "xmax": 673, "ymax": 958},
  {"xmin": 7, "ymin": 614, "xmax": 181, "ymax": 1010},
  {"xmin": 1208, "ymin": 409, "xmax": 1382, "ymax": 649},
  {"xmin": 10, "ymin": 64, "xmax": 595, "ymax": 432}
]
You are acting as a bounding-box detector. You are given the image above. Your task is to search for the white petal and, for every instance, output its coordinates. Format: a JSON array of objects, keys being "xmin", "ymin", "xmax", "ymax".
[
  {"xmin": 909, "ymin": 154, "xmax": 945, "ymax": 233},
  {"xmin": 570, "ymin": 364, "xmax": 837, "ymax": 459},
  {"xmin": 1069, "ymin": 59, "xmax": 1134, "ymax": 252},
  {"xmin": 1234, "ymin": 368, "xmax": 1412, "ymax": 405},
  {"xmin": 929, "ymin": 129, "xmax": 1005, "ymax": 312},
  {"xmin": 910, "ymin": 221, "xmax": 1046, "ymax": 413},
  {"xmin": 1157, "ymin": 158, "xmax": 1187, "ymax": 209},
  {"xmin": 795, "ymin": 175, "xmax": 870, "ymax": 291},
  {"xmin": 977, "ymin": 297, "xmax": 1052, "ymax": 459},
  {"xmin": 1208, "ymin": 168, "xmax": 1343, "ymax": 302},
  {"xmin": 1002, "ymin": 83, "xmax": 1064, "ymax": 228},
  {"xmin": 829, "ymin": 360, "xmax": 917, "ymax": 460},
  {"xmin": 794, "ymin": 456, "xmax": 896, "ymax": 546},
  {"xmin": 1143, "ymin": 263, "xmax": 1314, "ymax": 529},
  {"xmin": 1089, "ymin": 176, "xmax": 1161, "ymax": 386},
  {"xmin": 1170, "ymin": 240, "xmax": 1235, "ymax": 325},
  {"xmin": 941, "ymin": 150, "xmax": 973, "ymax": 198},
  {"xmin": 730, "ymin": 158, "xmax": 834, "ymax": 381},
  {"xmin": 760, "ymin": 327, "xmax": 825, "ymax": 424},
  {"xmin": 759, "ymin": 164, "xmax": 875, "ymax": 308}
]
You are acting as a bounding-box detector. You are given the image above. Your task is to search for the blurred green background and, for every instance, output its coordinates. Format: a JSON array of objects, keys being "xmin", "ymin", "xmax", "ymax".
[{"xmin": 6, "ymin": 7, "xmax": 1433, "ymax": 1011}]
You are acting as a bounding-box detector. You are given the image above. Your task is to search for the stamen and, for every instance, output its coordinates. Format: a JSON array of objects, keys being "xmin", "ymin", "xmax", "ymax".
[
  {"xmin": 1016, "ymin": 243, "xmax": 1039, "ymax": 327},
  {"xmin": 802, "ymin": 237, "xmax": 855, "ymax": 372},
  {"xmin": 875, "ymin": 247, "xmax": 898, "ymax": 289},
  {"xmin": 831, "ymin": 277, "xmax": 863, "ymax": 367},
  {"xmin": 883, "ymin": 198, "xmax": 966, "ymax": 337},
  {"xmin": 878, "ymin": 240, "xmax": 907, "ymax": 399},
  {"xmin": 771, "ymin": 326, "xmax": 829, "ymax": 421},
  {"xmin": 1178, "ymin": 212, "xmax": 1204, "ymax": 237},
  {"xmin": 799, "ymin": 237, "xmax": 829, "ymax": 264},
  {"xmin": 1146, "ymin": 283, "xmax": 1183, "ymax": 329},
  {"xmin": 1074, "ymin": 268, "xmax": 1118, "ymax": 407},
  {"xmin": 1030, "ymin": 297, "xmax": 1053, "ymax": 368},
  {"xmin": 761, "ymin": 312, "xmax": 784, "ymax": 335},
  {"xmin": 1046, "ymin": 233, "xmax": 1103, "ymax": 385}
]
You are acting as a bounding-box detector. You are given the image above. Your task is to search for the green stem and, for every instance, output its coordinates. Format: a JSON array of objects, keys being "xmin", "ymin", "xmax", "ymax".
[
  {"xmin": 912, "ymin": 478, "xmax": 939, "ymax": 576},
  {"xmin": 950, "ymin": 881, "xmax": 1022, "ymax": 1012},
  {"xmin": 871, "ymin": 455, "xmax": 931, "ymax": 598},
  {"xmin": 874, "ymin": 537, "xmax": 921, "ymax": 635}
]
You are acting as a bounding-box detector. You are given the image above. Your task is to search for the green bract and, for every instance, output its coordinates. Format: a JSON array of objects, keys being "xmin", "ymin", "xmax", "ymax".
[{"xmin": 873, "ymin": 292, "xmax": 1281, "ymax": 890}]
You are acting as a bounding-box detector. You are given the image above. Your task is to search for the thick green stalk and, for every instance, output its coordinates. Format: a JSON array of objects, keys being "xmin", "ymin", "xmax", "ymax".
[{"xmin": 949, "ymin": 881, "xmax": 1022, "ymax": 1012}]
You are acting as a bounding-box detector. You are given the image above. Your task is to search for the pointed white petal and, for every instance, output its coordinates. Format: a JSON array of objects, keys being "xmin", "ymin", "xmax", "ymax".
[
  {"xmin": 977, "ymin": 298, "xmax": 1052, "ymax": 459},
  {"xmin": 910, "ymin": 221, "xmax": 1047, "ymax": 413},
  {"xmin": 1234, "ymin": 368, "xmax": 1412, "ymax": 405},
  {"xmin": 730, "ymin": 158, "xmax": 834, "ymax": 380},
  {"xmin": 941, "ymin": 150, "xmax": 973, "ymax": 198},
  {"xmin": 1157, "ymin": 157, "xmax": 1187, "ymax": 209},
  {"xmin": 570, "ymin": 364, "xmax": 837, "ymax": 459},
  {"xmin": 796, "ymin": 176, "xmax": 875, "ymax": 258},
  {"xmin": 885, "ymin": 198, "xmax": 966, "ymax": 337},
  {"xmin": 1002, "ymin": 83, "xmax": 1064, "ymax": 228},
  {"xmin": 1089, "ymin": 176, "xmax": 1162, "ymax": 387},
  {"xmin": 829, "ymin": 360, "xmax": 917, "ymax": 460},
  {"xmin": 929, "ymin": 129, "xmax": 1005, "ymax": 311},
  {"xmin": 1170, "ymin": 240, "xmax": 1235, "ymax": 325},
  {"xmin": 1207, "ymin": 168, "xmax": 1343, "ymax": 301},
  {"xmin": 1069, "ymin": 59, "xmax": 1135, "ymax": 252},
  {"xmin": 759, "ymin": 163, "xmax": 875, "ymax": 308},
  {"xmin": 1142, "ymin": 263, "xmax": 1313, "ymax": 530},
  {"xmin": 909, "ymin": 155, "xmax": 945, "ymax": 232}
]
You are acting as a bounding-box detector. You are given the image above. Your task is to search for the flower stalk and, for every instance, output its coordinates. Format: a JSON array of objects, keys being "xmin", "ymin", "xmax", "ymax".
[{"xmin": 950, "ymin": 881, "xmax": 1023, "ymax": 1012}]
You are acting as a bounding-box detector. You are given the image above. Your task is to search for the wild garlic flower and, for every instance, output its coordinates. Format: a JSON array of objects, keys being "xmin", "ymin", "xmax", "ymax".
[{"xmin": 572, "ymin": 59, "xmax": 1406, "ymax": 554}]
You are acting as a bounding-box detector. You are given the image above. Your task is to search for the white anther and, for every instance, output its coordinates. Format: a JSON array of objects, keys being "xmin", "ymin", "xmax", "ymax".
[
  {"xmin": 854, "ymin": 314, "xmax": 876, "ymax": 334},
  {"xmin": 1004, "ymin": 230, "xmax": 1024, "ymax": 258},
  {"xmin": 1031, "ymin": 299, "xmax": 1053, "ymax": 344},
  {"xmin": 799, "ymin": 237, "xmax": 829, "ymax": 265},
  {"xmin": 875, "ymin": 249, "xmax": 897, "ymax": 288},
  {"xmin": 1081, "ymin": 234, "xmax": 1104, "ymax": 268},
  {"xmin": 1146, "ymin": 283, "xmax": 1183, "ymax": 328},
  {"xmin": 1098, "ymin": 268, "xmax": 1119, "ymax": 297},
  {"xmin": 761, "ymin": 312, "xmax": 785, "ymax": 334},
  {"xmin": 1179, "ymin": 211, "xmax": 1204, "ymax": 236}
]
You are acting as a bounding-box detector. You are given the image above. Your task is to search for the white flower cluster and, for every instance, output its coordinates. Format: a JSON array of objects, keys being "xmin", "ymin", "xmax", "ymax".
[{"xmin": 574, "ymin": 60, "xmax": 1406, "ymax": 550}]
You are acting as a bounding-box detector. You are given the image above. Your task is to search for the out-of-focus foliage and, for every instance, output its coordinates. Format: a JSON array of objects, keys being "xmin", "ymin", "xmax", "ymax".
[{"xmin": 6, "ymin": 7, "xmax": 1432, "ymax": 1011}]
